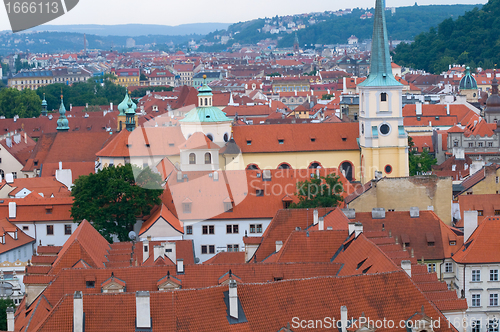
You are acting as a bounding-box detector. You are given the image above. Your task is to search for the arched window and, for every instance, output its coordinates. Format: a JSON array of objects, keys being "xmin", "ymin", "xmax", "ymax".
[
  {"xmin": 205, "ymin": 98, "xmax": 208, "ymax": 106},
  {"xmin": 340, "ymin": 161, "xmax": 353, "ymax": 181},
  {"xmin": 246, "ymin": 164, "xmax": 259, "ymax": 170},
  {"xmin": 189, "ymin": 153, "xmax": 196, "ymax": 165},
  {"xmin": 223, "ymin": 133, "xmax": 229, "ymax": 142},
  {"xmin": 207, "ymin": 134, "xmax": 214, "ymax": 141},
  {"xmin": 309, "ymin": 162, "xmax": 321, "ymax": 169},
  {"xmin": 205, "ymin": 153, "xmax": 212, "ymax": 164},
  {"xmin": 278, "ymin": 163, "xmax": 291, "ymax": 170},
  {"xmin": 381, "ymin": 93, "xmax": 387, "ymax": 102}
]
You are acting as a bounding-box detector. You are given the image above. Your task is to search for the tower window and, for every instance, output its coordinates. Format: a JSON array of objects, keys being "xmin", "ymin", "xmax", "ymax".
[
  {"xmin": 379, "ymin": 124, "xmax": 390, "ymax": 135},
  {"xmin": 381, "ymin": 93, "xmax": 387, "ymax": 102},
  {"xmin": 204, "ymin": 153, "xmax": 211, "ymax": 164},
  {"xmin": 385, "ymin": 165, "xmax": 393, "ymax": 174}
]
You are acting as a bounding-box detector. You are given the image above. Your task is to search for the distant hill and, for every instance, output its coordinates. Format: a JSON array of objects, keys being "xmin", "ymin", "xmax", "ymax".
[
  {"xmin": 200, "ymin": 4, "xmax": 480, "ymax": 52},
  {"xmin": 393, "ymin": 0, "xmax": 499, "ymax": 73},
  {"xmin": 25, "ymin": 23, "xmax": 231, "ymax": 37}
]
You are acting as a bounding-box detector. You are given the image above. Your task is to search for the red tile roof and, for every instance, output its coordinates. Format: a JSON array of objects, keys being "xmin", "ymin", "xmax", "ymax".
[
  {"xmin": 139, "ymin": 204, "xmax": 183, "ymax": 236},
  {"xmin": 0, "ymin": 218, "xmax": 35, "ymax": 254},
  {"xmin": 232, "ymin": 122, "xmax": 359, "ymax": 153},
  {"xmin": 29, "ymin": 271, "xmax": 456, "ymax": 332},
  {"xmin": 453, "ymin": 216, "xmax": 500, "ymax": 264}
]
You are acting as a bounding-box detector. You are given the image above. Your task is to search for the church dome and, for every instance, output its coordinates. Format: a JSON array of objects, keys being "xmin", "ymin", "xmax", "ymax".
[
  {"xmin": 485, "ymin": 74, "xmax": 500, "ymax": 114},
  {"xmin": 459, "ymin": 67, "xmax": 477, "ymax": 90}
]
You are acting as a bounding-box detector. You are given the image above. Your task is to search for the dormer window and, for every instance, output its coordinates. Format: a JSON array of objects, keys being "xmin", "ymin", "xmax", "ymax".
[
  {"xmin": 247, "ymin": 140, "xmax": 252, "ymax": 145},
  {"xmin": 278, "ymin": 139, "xmax": 284, "ymax": 144},
  {"xmin": 183, "ymin": 202, "xmax": 192, "ymax": 214}
]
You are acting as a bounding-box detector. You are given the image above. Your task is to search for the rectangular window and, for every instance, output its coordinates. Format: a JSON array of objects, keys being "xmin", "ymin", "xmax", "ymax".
[
  {"xmin": 491, "ymin": 294, "xmax": 499, "ymax": 306},
  {"xmin": 472, "ymin": 320, "xmax": 481, "ymax": 332},
  {"xmin": 445, "ymin": 262, "xmax": 453, "ymax": 273},
  {"xmin": 491, "ymin": 270, "xmax": 499, "ymax": 281},
  {"xmin": 497, "ymin": 177, "xmax": 499, "ymax": 184},
  {"xmin": 22, "ymin": 226, "xmax": 28, "ymax": 231},
  {"xmin": 478, "ymin": 210, "xmax": 484, "ymax": 216},
  {"xmin": 186, "ymin": 225, "xmax": 192, "ymax": 235},
  {"xmin": 256, "ymin": 189, "xmax": 264, "ymax": 197},
  {"xmin": 427, "ymin": 263, "xmax": 436, "ymax": 273},
  {"xmin": 209, "ymin": 245, "xmax": 215, "ymax": 254},
  {"xmin": 479, "ymin": 142, "xmax": 484, "ymax": 147},
  {"xmin": 183, "ymin": 203, "xmax": 192, "ymax": 214},
  {"xmin": 203, "ymin": 225, "xmax": 215, "ymax": 235},
  {"xmin": 250, "ymin": 224, "xmax": 263, "ymax": 234},
  {"xmin": 12, "ymin": 172, "xmax": 17, "ymax": 179},
  {"xmin": 469, "ymin": 143, "xmax": 474, "ymax": 148},
  {"xmin": 489, "ymin": 320, "xmax": 499, "ymax": 332},
  {"xmin": 496, "ymin": 210, "xmax": 500, "ymax": 216},
  {"xmin": 226, "ymin": 225, "xmax": 239, "ymax": 234},
  {"xmin": 472, "ymin": 269, "xmax": 481, "ymax": 282},
  {"xmin": 46, "ymin": 225, "xmax": 54, "ymax": 235},
  {"xmin": 64, "ymin": 224, "xmax": 72, "ymax": 235},
  {"xmin": 201, "ymin": 245, "xmax": 207, "ymax": 254},
  {"xmin": 86, "ymin": 281, "xmax": 95, "ymax": 288},
  {"xmin": 489, "ymin": 142, "xmax": 494, "ymax": 147},
  {"xmin": 472, "ymin": 294, "xmax": 481, "ymax": 307},
  {"xmin": 227, "ymin": 244, "xmax": 239, "ymax": 252}
]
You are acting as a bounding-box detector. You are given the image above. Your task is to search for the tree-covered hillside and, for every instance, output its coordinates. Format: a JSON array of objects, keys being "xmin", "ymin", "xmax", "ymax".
[{"xmin": 393, "ymin": 0, "xmax": 500, "ymax": 73}]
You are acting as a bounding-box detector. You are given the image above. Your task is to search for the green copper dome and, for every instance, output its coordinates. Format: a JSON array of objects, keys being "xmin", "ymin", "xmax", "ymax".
[
  {"xmin": 180, "ymin": 77, "xmax": 231, "ymax": 123},
  {"xmin": 459, "ymin": 67, "xmax": 478, "ymax": 90},
  {"xmin": 118, "ymin": 91, "xmax": 136, "ymax": 115},
  {"xmin": 41, "ymin": 94, "xmax": 47, "ymax": 107}
]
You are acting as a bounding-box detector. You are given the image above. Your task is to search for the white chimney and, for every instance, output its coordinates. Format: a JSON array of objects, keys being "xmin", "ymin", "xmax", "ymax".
[
  {"xmin": 59, "ymin": 161, "xmax": 63, "ymax": 170},
  {"xmin": 110, "ymin": 102, "xmax": 113, "ymax": 111},
  {"xmin": 464, "ymin": 210, "xmax": 479, "ymax": 242},
  {"xmin": 177, "ymin": 259, "xmax": 184, "ymax": 274},
  {"xmin": 6, "ymin": 307, "xmax": 14, "ymax": 332},
  {"xmin": 313, "ymin": 209, "xmax": 319, "ymax": 225},
  {"xmin": 410, "ymin": 207, "xmax": 420, "ymax": 218},
  {"xmin": 73, "ymin": 291, "xmax": 83, "ymax": 332},
  {"xmin": 354, "ymin": 222, "xmax": 363, "ymax": 238},
  {"xmin": 319, "ymin": 217, "xmax": 324, "ymax": 231},
  {"xmin": 143, "ymin": 238, "xmax": 150, "ymax": 263},
  {"xmin": 136, "ymin": 291, "xmax": 151, "ymax": 329},
  {"xmin": 401, "ymin": 260, "xmax": 412, "ymax": 277},
  {"xmin": 8, "ymin": 202, "xmax": 16, "ymax": 219},
  {"xmin": 446, "ymin": 104, "xmax": 450, "ymax": 115},
  {"xmin": 348, "ymin": 222, "xmax": 356, "ymax": 236},
  {"xmin": 343, "ymin": 77, "xmax": 347, "ymax": 94},
  {"xmin": 163, "ymin": 242, "xmax": 176, "ymax": 263},
  {"xmin": 229, "ymin": 280, "xmax": 238, "ymax": 320},
  {"xmin": 276, "ymin": 241, "xmax": 283, "ymax": 252},
  {"xmin": 340, "ymin": 306, "xmax": 348, "ymax": 332},
  {"xmin": 416, "ymin": 102, "xmax": 422, "ymax": 115},
  {"xmin": 153, "ymin": 245, "xmax": 163, "ymax": 261},
  {"xmin": 5, "ymin": 173, "xmax": 13, "ymax": 184}
]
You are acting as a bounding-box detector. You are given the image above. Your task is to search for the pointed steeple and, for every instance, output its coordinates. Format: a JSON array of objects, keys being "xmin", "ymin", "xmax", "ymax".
[
  {"xmin": 56, "ymin": 92, "xmax": 69, "ymax": 132},
  {"xmin": 358, "ymin": 0, "xmax": 401, "ymax": 87},
  {"xmin": 41, "ymin": 93, "xmax": 47, "ymax": 117}
]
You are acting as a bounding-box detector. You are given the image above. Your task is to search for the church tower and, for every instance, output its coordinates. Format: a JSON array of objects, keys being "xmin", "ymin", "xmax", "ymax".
[
  {"xmin": 56, "ymin": 94, "xmax": 69, "ymax": 132},
  {"xmin": 293, "ymin": 33, "xmax": 300, "ymax": 54},
  {"xmin": 459, "ymin": 67, "xmax": 478, "ymax": 103},
  {"xmin": 358, "ymin": 0, "xmax": 409, "ymax": 184}
]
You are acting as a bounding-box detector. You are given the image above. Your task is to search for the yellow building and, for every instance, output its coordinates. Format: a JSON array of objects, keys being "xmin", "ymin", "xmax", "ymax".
[
  {"xmin": 458, "ymin": 165, "xmax": 500, "ymax": 196},
  {"xmin": 357, "ymin": 0, "xmax": 409, "ymax": 184},
  {"xmin": 112, "ymin": 68, "xmax": 140, "ymax": 88},
  {"xmin": 346, "ymin": 176, "xmax": 453, "ymax": 225}
]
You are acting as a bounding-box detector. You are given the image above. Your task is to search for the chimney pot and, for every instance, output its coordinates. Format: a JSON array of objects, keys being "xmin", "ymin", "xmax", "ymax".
[{"xmin": 340, "ymin": 306, "xmax": 348, "ymax": 332}]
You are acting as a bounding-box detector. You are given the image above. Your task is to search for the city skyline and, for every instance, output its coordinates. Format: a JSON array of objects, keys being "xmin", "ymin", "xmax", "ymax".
[{"xmin": 0, "ymin": 0, "xmax": 488, "ymax": 33}]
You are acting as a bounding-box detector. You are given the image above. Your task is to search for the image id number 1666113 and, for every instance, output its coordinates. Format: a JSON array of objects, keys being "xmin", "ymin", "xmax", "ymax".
[{"xmin": 5, "ymin": 2, "xmax": 60, "ymax": 14}]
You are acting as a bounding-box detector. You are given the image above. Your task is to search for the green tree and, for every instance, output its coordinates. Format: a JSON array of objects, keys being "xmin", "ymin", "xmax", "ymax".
[
  {"xmin": 408, "ymin": 137, "xmax": 438, "ymax": 176},
  {"xmin": 140, "ymin": 73, "xmax": 147, "ymax": 81},
  {"xmin": 0, "ymin": 88, "xmax": 42, "ymax": 118},
  {"xmin": 71, "ymin": 164, "xmax": 163, "ymax": 242},
  {"xmin": 290, "ymin": 173, "xmax": 344, "ymax": 208},
  {"xmin": 0, "ymin": 299, "xmax": 15, "ymax": 331}
]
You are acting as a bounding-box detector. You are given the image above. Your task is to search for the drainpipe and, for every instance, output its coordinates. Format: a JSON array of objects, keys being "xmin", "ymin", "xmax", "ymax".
[{"xmin": 462, "ymin": 263, "xmax": 466, "ymax": 299}]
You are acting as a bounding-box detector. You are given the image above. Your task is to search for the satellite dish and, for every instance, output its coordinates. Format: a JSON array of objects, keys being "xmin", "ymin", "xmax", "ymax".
[{"xmin": 128, "ymin": 231, "xmax": 137, "ymax": 241}]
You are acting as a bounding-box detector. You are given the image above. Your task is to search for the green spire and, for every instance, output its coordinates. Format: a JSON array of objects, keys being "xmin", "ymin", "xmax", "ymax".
[
  {"xmin": 117, "ymin": 91, "xmax": 129, "ymax": 116},
  {"xmin": 56, "ymin": 94, "xmax": 69, "ymax": 132},
  {"xmin": 41, "ymin": 93, "xmax": 47, "ymax": 117},
  {"xmin": 358, "ymin": 0, "xmax": 401, "ymax": 87},
  {"xmin": 125, "ymin": 91, "xmax": 137, "ymax": 132}
]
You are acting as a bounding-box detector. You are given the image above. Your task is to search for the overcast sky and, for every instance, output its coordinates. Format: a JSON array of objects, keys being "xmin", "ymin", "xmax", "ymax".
[{"xmin": 0, "ymin": 0, "xmax": 487, "ymax": 32}]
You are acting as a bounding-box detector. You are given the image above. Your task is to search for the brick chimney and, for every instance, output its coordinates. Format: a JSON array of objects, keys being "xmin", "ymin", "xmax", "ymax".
[
  {"xmin": 73, "ymin": 291, "xmax": 84, "ymax": 332},
  {"xmin": 136, "ymin": 291, "xmax": 151, "ymax": 329},
  {"xmin": 6, "ymin": 307, "xmax": 14, "ymax": 332},
  {"xmin": 229, "ymin": 280, "xmax": 238, "ymax": 320}
]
